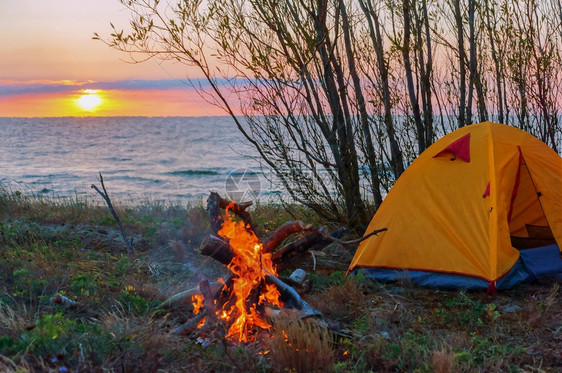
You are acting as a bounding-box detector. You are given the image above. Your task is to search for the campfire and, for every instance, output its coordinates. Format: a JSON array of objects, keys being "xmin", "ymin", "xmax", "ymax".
[
  {"xmin": 207, "ymin": 202, "xmax": 282, "ymax": 342},
  {"xmin": 170, "ymin": 192, "xmax": 386, "ymax": 343}
]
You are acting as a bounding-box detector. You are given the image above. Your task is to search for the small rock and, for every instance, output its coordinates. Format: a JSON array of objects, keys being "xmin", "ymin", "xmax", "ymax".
[
  {"xmin": 501, "ymin": 304, "xmax": 521, "ymax": 313},
  {"xmin": 289, "ymin": 269, "xmax": 307, "ymax": 284}
]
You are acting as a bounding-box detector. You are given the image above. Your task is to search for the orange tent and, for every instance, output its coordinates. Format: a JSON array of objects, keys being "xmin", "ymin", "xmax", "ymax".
[{"xmin": 349, "ymin": 122, "xmax": 562, "ymax": 291}]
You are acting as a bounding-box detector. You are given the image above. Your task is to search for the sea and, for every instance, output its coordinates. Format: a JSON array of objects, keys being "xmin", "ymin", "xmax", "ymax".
[{"xmin": 0, "ymin": 116, "xmax": 283, "ymax": 204}]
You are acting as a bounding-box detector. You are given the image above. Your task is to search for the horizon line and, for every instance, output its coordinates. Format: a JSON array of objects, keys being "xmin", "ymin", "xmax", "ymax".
[{"xmin": 0, "ymin": 114, "xmax": 232, "ymax": 119}]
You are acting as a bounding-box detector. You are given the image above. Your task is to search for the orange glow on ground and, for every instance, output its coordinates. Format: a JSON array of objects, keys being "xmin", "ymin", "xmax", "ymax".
[{"xmin": 0, "ymin": 88, "xmax": 231, "ymax": 117}]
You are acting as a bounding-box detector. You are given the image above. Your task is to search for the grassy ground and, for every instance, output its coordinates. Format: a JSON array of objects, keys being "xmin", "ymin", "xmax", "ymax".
[{"xmin": 0, "ymin": 184, "xmax": 560, "ymax": 372}]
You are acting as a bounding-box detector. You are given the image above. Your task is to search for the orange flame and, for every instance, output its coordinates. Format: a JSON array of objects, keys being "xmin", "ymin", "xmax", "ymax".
[
  {"xmin": 192, "ymin": 294, "xmax": 204, "ymax": 315},
  {"xmin": 216, "ymin": 203, "xmax": 282, "ymax": 342},
  {"xmin": 196, "ymin": 316, "xmax": 207, "ymax": 329}
]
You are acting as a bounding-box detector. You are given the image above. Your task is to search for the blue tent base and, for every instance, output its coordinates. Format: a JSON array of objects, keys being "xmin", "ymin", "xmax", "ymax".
[{"xmin": 353, "ymin": 244, "xmax": 562, "ymax": 290}]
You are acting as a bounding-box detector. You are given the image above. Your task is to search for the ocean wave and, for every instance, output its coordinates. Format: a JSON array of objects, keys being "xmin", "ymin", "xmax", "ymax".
[
  {"xmin": 21, "ymin": 172, "xmax": 80, "ymax": 179},
  {"xmin": 166, "ymin": 170, "xmax": 220, "ymax": 176},
  {"xmin": 261, "ymin": 190, "xmax": 283, "ymax": 195},
  {"xmin": 112, "ymin": 175, "xmax": 164, "ymax": 183},
  {"xmin": 226, "ymin": 170, "xmax": 262, "ymax": 176},
  {"xmin": 100, "ymin": 169, "xmax": 135, "ymax": 175},
  {"xmin": 103, "ymin": 157, "xmax": 133, "ymax": 162}
]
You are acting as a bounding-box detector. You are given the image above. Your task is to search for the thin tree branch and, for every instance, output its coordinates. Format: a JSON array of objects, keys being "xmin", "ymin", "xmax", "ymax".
[{"xmin": 91, "ymin": 172, "xmax": 133, "ymax": 253}]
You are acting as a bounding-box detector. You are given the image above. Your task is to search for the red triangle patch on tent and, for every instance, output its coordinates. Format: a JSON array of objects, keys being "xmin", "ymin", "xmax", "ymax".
[{"xmin": 433, "ymin": 133, "xmax": 471, "ymax": 162}]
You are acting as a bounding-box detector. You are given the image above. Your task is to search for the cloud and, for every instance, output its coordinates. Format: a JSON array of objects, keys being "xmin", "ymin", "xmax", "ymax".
[
  {"xmin": 0, "ymin": 80, "xmax": 89, "ymax": 95},
  {"xmin": 0, "ymin": 79, "xmax": 217, "ymax": 96}
]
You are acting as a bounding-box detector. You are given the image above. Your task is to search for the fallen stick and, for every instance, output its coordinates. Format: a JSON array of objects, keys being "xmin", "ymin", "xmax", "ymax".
[
  {"xmin": 308, "ymin": 227, "xmax": 348, "ymax": 250},
  {"xmin": 91, "ymin": 172, "xmax": 133, "ymax": 253},
  {"xmin": 52, "ymin": 294, "xmax": 80, "ymax": 308},
  {"xmin": 320, "ymin": 227, "xmax": 387, "ymax": 246}
]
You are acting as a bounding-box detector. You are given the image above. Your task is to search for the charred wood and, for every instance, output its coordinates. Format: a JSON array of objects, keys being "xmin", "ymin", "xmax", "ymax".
[
  {"xmin": 207, "ymin": 191, "xmax": 254, "ymax": 234},
  {"xmin": 200, "ymin": 235, "xmax": 234, "ymax": 266},
  {"xmin": 272, "ymin": 230, "xmax": 324, "ymax": 264},
  {"xmin": 199, "ymin": 279, "xmax": 218, "ymax": 316},
  {"xmin": 173, "ymin": 280, "xmax": 219, "ymax": 336},
  {"xmin": 272, "ymin": 226, "xmax": 349, "ymax": 265},
  {"xmin": 173, "ymin": 311, "xmax": 207, "ymax": 336}
]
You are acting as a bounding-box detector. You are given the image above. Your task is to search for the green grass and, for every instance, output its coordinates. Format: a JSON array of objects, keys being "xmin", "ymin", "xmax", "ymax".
[{"xmin": 0, "ymin": 183, "xmax": 560, "ymax": 372}]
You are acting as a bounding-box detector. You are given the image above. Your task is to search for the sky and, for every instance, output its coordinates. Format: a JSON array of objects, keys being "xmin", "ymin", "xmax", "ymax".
[{"xmin": 0, "ymin": 0, "xmax": 224, "ymax": 117}]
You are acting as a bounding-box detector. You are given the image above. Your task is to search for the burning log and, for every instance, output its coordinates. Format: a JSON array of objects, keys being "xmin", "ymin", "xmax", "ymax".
[
  {"xmin": 200, "ymin": 235, "xmax": 233, "ymax": 266},
  {"xmin": 199, "ymin": 280, "xmax": 219, "ymax": 317},
  {"xmin": 174, "ymin": 311, "xmax": 207, "ymax": 336},
  {"xmin": 199, "ymin": 227, "xmax": 329, "ymax": 268},
  {"xmin": 200, "ymin": 225, "xmax": 346, "ymax": 267},
  {"xmin": 200, "ymin": 193, "xmax": 336, "ymax": 314},
  {"xmin": 262, "ymin": 220, "xmax": 306, "ymax": 253},
  {"xmin": 160, "ymin": 281, "xmax": 224, "ymax": 308},
  {"xmin": 173, "ymin": 280, "xmax": 220, "ymax": 336},
  {"xmin": 272, "ymin": 227, "xmax": 347, "ymax": 268},
  {"xmin": 264, "ymin": 272, "xmax": 321, "ymax": 318},
  {"xmin": 207, "ymin": 192, "xmax": 254, "ymax": 234},
  {"xmin": 183, "ymin": 201, "xmax": 286, "ymax": 342}
]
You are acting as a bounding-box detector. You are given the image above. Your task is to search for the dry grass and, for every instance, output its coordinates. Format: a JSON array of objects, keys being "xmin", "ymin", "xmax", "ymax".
[
  {"xmin": 0, "ymin": 355, "xmax": 34, "ymax": 373},
  {"xmin": 431, "ymin": 346, "xmax": 456, "ymax": 373},
  {"xmin": 1, "ymin": 185, "xmax": 561, "ymax": 372},
  {"xmin": 269, "ymin": 310, "xmax": 334, "ymax": 373},
  {"xmin": 308, "ymin": 276, "xmax": 367, "ymax": 322}
]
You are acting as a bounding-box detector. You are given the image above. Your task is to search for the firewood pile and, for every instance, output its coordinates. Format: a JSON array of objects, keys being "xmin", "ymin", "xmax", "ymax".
[{"xmin": 167, "ymin": 192, "xmax": 385, "ymax": 343}]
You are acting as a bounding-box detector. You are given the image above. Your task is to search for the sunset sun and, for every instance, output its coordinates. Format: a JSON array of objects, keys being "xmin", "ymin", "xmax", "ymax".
[{"xmin": 76, "ymin": 89, "xmax": 102, "ymax": 111}]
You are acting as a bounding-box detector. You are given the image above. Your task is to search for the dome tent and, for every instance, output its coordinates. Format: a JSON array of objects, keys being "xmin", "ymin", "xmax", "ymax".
[{"xmin": 349, "ymin": 122, "xmax": 562, "ymax": 292}]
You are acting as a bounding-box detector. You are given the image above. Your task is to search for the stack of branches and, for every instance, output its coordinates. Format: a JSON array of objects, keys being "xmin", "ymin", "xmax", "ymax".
[{"xmin": 171, "ymin": 192, "xmax": 386, "ymax": 336}]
